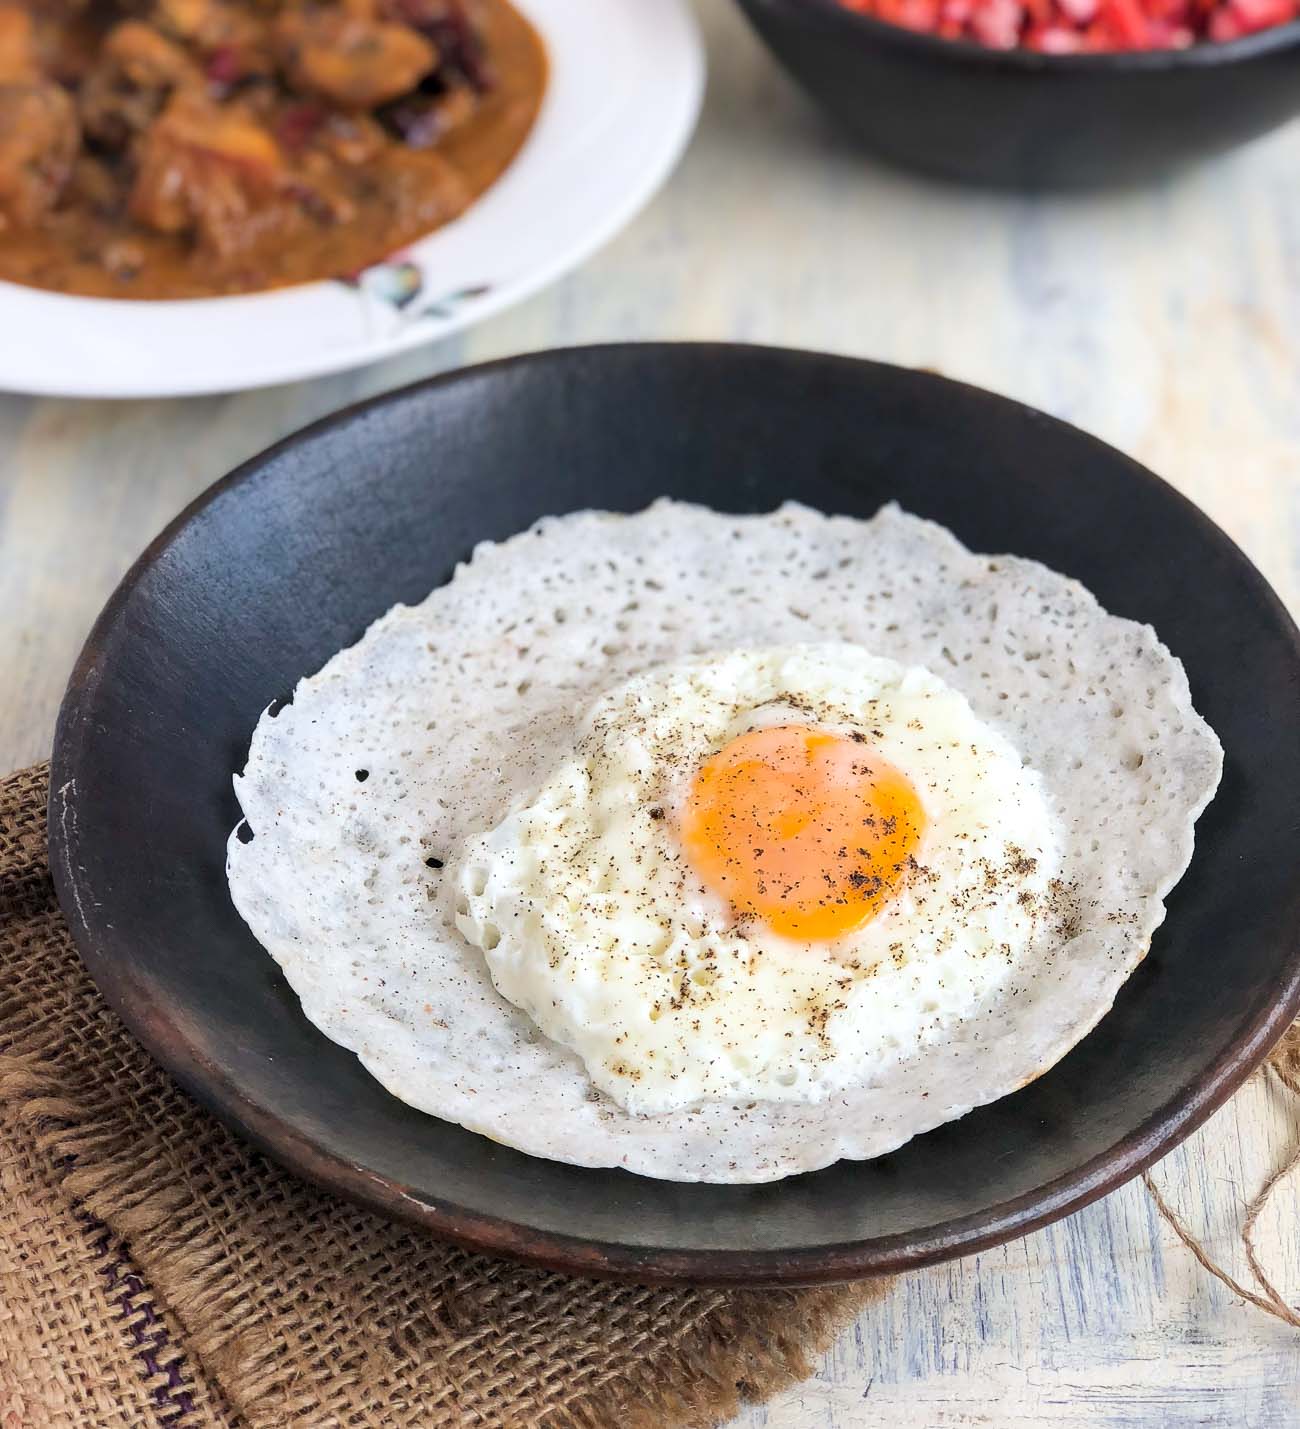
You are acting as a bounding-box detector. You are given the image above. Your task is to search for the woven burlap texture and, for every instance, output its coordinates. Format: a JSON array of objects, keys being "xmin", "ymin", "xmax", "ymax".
[{"xmin": 0, "ymin": 764, "xmax": 890, "ymax": 1429}]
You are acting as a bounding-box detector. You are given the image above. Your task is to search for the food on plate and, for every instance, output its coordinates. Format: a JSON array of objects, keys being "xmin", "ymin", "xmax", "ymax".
[
  {"xmin": 0, "ymin": 0, "xmax": 545, "ymax": 299},
  {"xmin": 832, "ymin": 0, "xmax": 1297, "ymax": 50},
  {"xmin": 227, "ymin": 502, "xmax": 1222, "ymax": 1182}
]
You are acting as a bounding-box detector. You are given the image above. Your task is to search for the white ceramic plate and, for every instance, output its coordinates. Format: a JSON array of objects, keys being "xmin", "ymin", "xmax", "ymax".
[{"xmin": 0, "ymin": 0, "xmax": 703, "ymax": 399}]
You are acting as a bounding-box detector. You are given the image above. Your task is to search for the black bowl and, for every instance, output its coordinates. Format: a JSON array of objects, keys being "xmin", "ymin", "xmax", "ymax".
[
  {"xmin": 51, "ymin": 343, "xmax": 1300, "ymax": 1285},
  {"xmin": 736, "ymin": 0, "xmax": 1300, "ymax": 188}
]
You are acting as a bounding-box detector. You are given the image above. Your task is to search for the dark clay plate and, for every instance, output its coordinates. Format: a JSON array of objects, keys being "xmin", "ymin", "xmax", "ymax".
[{"xmin": 50, "ymin": 343, "xmax": 1300, "ymax": 1285}]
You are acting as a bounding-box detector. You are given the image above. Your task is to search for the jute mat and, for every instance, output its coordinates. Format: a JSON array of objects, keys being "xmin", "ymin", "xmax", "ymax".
[{"xmin": 0, "ymin": 764, "xmax": 892, "ymax": 1428}]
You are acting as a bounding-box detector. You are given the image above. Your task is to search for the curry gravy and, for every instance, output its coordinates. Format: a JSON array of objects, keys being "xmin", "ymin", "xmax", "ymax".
[{"xmin": 0, "ymin": 0, "xmax": 546, "ymax": 300}]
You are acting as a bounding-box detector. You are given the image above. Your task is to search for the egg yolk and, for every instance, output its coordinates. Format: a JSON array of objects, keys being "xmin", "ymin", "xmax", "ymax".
[{"xmin": 682, "ymin": 724, "xmax": 925, "ymax": 942}]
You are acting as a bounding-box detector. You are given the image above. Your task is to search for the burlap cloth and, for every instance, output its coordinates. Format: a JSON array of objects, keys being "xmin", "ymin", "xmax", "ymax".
[{"xmin": 0, "ymin": 764, "xmax": 895, "ymax": 1428}]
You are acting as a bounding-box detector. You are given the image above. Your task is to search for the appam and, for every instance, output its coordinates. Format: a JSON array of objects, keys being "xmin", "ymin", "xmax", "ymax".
[{"xmin": 227, "ymin": 502, "xmax": 1221, "ymax": 1182}]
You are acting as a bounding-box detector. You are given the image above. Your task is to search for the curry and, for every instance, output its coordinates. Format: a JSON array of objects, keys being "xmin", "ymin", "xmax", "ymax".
[{"xmin": 0, "ymin": 0, "xmax": 545, "ymax": 299}]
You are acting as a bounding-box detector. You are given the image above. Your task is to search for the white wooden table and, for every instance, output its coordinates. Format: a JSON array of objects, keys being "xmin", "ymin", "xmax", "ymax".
[{"xmin": 2, "ymin": 4, "xmax": 1298, "ymax": 1423}]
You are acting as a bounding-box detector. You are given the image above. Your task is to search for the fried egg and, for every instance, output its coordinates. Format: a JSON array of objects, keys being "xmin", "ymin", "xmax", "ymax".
[
  {"xmin": 455, "ymin": 646, "xmax": 1059, "ymax": 1115},
  {"xmin": 227, "ymin": 502, "xmax": 1222, "ymax": 1182}
]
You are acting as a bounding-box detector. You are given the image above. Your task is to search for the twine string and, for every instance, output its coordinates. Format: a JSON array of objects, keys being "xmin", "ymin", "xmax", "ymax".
[{"xmin": 1142, "ymin": 1038, "xmax": 1300, "ymax": 1329}]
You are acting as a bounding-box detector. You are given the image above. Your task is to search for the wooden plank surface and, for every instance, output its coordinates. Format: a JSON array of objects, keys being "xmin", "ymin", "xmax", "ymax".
[{"xmin": 1, "ymin": 4, "xmax": 1297, "ymax": 1423}]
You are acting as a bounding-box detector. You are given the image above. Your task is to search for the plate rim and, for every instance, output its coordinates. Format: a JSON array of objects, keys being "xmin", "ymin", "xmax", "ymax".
[
  {"xmin": 49, "ymin": 341, "xmax": 1300, "ymax": 1285},
  {"xmin": 0, "ymin": 0, "xmax": 704, "ymax": 400}
]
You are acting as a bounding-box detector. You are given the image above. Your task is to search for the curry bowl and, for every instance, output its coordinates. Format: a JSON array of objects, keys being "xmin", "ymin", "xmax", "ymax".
[
  {"xmin": 0, "ymin": 1, "xmax": 702, "ymax": 398},
  {"xmin": 50, "ymin": 343, "xmax": 1300, "ymax": 1283}
]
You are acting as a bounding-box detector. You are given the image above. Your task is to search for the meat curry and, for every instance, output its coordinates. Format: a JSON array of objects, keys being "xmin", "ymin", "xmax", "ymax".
[{"xmin": 0, "ymin": 0, "xmax": 545, "ymax": 299}]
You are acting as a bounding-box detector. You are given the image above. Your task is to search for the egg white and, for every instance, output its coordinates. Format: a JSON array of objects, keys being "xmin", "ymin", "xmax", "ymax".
[{"xmin": 454, "ymin": 645, "xmax": 1059, "ymax": 1116}]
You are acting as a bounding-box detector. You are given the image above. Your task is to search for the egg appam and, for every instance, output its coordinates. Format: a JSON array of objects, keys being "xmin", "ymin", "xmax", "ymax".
[{"xmin": 227, "ymin": 502, "xmax": 1222, "ymax": 1183}]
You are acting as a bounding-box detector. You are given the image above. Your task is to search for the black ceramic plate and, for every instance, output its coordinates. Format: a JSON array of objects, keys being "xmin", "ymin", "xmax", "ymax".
[{"xmin": 51, "ymin": 344, "xmax": 1300, "ymax": 1285}]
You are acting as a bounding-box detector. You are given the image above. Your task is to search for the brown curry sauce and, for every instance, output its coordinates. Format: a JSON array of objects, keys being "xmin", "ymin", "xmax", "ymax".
[{"xmin": 0, "ymin": 0, "xmax": 545, "ymax": 300}]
